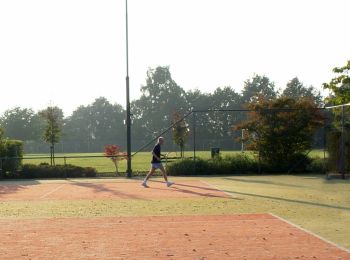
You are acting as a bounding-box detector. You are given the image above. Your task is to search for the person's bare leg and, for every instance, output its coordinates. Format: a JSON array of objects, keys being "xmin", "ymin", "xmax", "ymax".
[
  {"xmin": 159, "ymin": 165, "xmax": 173, "ymax": 187},
  {"xmin": 159, "ymin": 165, "xmax": 168, "ymax": 182},
  {"xmin": 142, "ymin": 167, "xmax": 155, "ymax": 187}
]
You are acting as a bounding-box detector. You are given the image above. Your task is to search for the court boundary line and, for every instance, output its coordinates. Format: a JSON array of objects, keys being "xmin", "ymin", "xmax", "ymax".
[
  {"xmin": 39, "ymin": 184, "xmax": 65, "ymax": 199},
  {"xmin": 199, "ymin": 180, "xmax": 237, "ymax": 198},
  {"xmin": 269, "ymin": 213, "xmax": 350, "ymax": 253}
]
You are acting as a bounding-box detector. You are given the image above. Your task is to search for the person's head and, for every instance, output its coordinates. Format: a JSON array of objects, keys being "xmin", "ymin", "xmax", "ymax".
[{"xmin": 158, "ymin": 136, "xmax": 164, "ymax": 145}]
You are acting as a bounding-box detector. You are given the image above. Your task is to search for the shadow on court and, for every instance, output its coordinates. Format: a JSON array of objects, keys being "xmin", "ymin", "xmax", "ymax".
[{"xmin": 0, "ymin": 180, "xmax": 41, "ymax": 197}]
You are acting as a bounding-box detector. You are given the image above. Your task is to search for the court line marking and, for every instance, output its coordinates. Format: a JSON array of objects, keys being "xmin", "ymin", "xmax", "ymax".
[
  {"xmin": 39, "ymin": 184, "xmax": 65, "ymax": 199},
  {"xmin": 269, "ymin": 213, "xmax": 350, "ymax": 253},
  {"xmin": 199, "ymin": 180, "xmax": 237, "ymax": 198}
]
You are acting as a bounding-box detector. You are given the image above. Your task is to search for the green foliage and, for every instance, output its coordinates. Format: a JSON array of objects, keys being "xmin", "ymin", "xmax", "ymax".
[
  {"xmin": 167, "ymin": 154, "xmax": 259, "ymax": 175},
  {"xmin": 0, "ymin": 140, "xmax": 24, "ymax": 174},
  {"xmin": 236, "ymin": 97, "xmax": 324, "ymax": 168},
  {"xmin": 17, "ymin": 163, "xmax": 97, "ymax": 179},
  {"xmin": 241, "ymin": 74, "xmax": 276, "ymax": 103},
  {"xmin": 0, "ymin": 107, "xmax": 44, "ymax": 141},
  {"xmin": 39, "ymin": 106, "xmax": 63, "ymax": 145},
  {"xmin": 323, "ymin": 60, "xmax": 350, "ymax": 104},
  {"xmin": 172, "ymin": 111, "xmax": 190, "ymax": 157},
  {"xmin": 282, "ymin": 77, "xmax": 323, "ymax": 106},
  {"xmin": 0, "ymin": 127, "xmax": 4, "ymax": 140},
  {"xmin": 326, "ymin": 131, "xmax": 350, "ymax": 172},
  {"xmin": 167, "ymin": 152, "xmax": 320, "ymax": 176},
  {"xmin": 306, "ymin": 157, "xmax": 325, "ymax": 173},
  {"xmin": 131, "ymin": 66, "xmax": 187, "ymax": 141},
  {"xmin": 64, "ymin": 97, "xmax": 125, "ymax": 144},
  {"xmin": 39, "ymin": 106, "xmax": 64, "ymax": 164}
]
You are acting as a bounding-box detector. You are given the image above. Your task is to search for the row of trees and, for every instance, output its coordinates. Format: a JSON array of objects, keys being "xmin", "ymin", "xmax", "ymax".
[{"xmin": 1, "ymin": 61, "xmax": 348, "ymax": 154}]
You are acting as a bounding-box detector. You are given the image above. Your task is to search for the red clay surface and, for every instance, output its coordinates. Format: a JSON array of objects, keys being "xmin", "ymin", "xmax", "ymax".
[
  {"xmin": 0, "ymin": 180, "xmax": 230, "ymax": 201},
  {"xmin": 0, "ymin": 214, "xmax": 349, "ymax": 259}
]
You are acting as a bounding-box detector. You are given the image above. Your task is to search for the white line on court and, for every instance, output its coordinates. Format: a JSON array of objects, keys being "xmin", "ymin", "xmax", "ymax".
[
  {"xmin": 269, "ymin": 213, "xmax": 350, "ymax": 253},
  {"xmin": 39, "ymin": 184, "xmax": 65, "ymax": 199},
  {"xmin": 199, "ymin": 180, "xmax": 237, "ymax": 198}
]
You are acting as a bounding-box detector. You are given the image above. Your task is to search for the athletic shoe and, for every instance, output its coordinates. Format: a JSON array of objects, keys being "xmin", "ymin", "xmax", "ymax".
[
  {"xmin": 141, "ymin": 182, "xmax": 149, "ymax": 188},
  {"xmin": 166, "ymin": 181, "xmax": 174, "ymax": 187}
]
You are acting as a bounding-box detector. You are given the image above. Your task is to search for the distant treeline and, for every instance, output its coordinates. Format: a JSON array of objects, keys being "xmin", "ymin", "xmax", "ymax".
[{"xmin": 0, "ymin": 66, "xmax": 323, "ymax": 153}]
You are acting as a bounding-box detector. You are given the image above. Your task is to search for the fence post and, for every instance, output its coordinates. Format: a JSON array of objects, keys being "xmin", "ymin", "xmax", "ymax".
[
  {"xmin": 193, "ymin": 111, "xmax": 196, "ymax": 174},
  {"xmin": 0, "ymin": 158, "xmax": 2, "ymax": 178}
]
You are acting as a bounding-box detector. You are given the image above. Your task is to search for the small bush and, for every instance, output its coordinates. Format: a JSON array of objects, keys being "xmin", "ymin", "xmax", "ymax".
[
  {"xmin": 306, "ymin": 157, "xmax": 325, "ymax": 173},
  {"xmin": 0, "ymin": 140, "xmax": 23, "ymax": 175}
]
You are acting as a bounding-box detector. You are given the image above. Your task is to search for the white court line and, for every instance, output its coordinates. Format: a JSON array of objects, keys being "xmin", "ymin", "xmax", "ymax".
[
  {"xmin": 39, "ymin": 184, "xmax": 65, "ymax": 199},
  {"xmin": 199, "ymin": 180, "xmax": 237, "ymax": 198},
  {"xmin": 269, "ymin": 213, "xmax": 350, "ymax": 254}
]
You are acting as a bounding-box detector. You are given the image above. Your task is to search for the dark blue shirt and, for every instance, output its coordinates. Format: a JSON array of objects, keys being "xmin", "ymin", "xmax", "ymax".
[{"xmin": 151, "ymin": 143, "xmax": 161, "ymax": 163}]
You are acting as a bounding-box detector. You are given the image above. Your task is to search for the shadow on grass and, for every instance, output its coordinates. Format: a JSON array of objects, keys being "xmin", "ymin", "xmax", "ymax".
[
  {"xmin": 223, "ymin": 177, "xmax": 306, "ymax": 188},
  {"xmin": 226, "ymin": 190, "xmax": 350, "ymax": 211}
]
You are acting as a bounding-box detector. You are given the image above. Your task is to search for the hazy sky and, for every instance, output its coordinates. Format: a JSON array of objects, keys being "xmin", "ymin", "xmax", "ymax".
[{"xmin": 0, "ymin": 0, "xmax": 349, "ymax": 117}]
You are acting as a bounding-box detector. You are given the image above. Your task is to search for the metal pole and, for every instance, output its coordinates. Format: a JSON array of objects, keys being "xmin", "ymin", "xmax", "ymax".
[
  {"xmin": 193, "ymin": 111, "xmax": 196, "ymax": 174},
  {"xmin": 125, "ymin": 0, "xmax": 132, "ymax": 178},
  {"xmin": 241, "ymin": 129, "xmax": 244, "ymax": 153},
  {"xmin": 341, "ymin": 105, "xmax": 345, "ymax": 179}
]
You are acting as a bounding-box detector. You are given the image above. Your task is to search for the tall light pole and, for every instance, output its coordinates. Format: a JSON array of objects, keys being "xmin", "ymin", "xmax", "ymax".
[{"xmin": 125, "ymin": 0, "xmax": 132, "ymax": 178}]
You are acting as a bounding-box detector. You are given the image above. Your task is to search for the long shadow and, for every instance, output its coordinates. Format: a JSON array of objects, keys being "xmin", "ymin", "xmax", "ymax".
[
  {"xmin": 149, "ymin": 185, "xmax": 234, "ymax": 199},
  {"xmin": 0, "ymin": 180, "xmax": 41, "ymax": 197},
  {"xmin": 70, "ymin": 182, "xmax": 144, "ymax": 200},
  {"xmin": 223, "ymin": 177, "xmax": 306, "ymax": 188},
  {"xmin": 227, "ymin": 190, "xmax": 350, "ymax": 211},
  {"xmin": 150, "ymin": 180, "xmax": 224, "ymax": 193},
  {"xmin": 146, "ymin": 180, "xmax": 239, "ymax": 199}
]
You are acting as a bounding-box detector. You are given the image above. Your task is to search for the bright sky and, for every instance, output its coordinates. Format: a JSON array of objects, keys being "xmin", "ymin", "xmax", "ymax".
[{"xmin": 0, "ymin": 0, "xmax": 349, "ymax": 117}]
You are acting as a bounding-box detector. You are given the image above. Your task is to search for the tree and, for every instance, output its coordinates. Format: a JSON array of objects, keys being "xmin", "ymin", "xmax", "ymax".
[
  {"xmin": 63, "ymin": 97, "xmax": 125, "ymax": 152},
  {"xmin": 185, "ymin": 89, "xmax": 211, "ymax": 111},
  {"xmin": 0, "ymin": 127, "xmax": 4, "ymax": 140},
  {"xmin": 241, "ymin": 74, "xmax": 277, "ymax": 104},
  {"xmin": 235, "ymin": 97, "xmax": 324, "ymax": 170},
  {"xmin": 39, "ymin": 106, "xmax": 64, "ymax": 165},
  {"xmin": 282, "ymin": 77, "xmax": 323, "ymax": 106},
  {"xmin": 131, "ymin": 66, "xmax": 187, "ymax": 142},
  {"xmin": 0, "ymin": 107, "xmax": 43, "ymax": 141},
  {"xmin": 172, "ymin": 111, "xmax": 190, "ymax": 157},
  {"xmin": 323, "ymin": 60, "xmax": 350, "ymax": 105}
]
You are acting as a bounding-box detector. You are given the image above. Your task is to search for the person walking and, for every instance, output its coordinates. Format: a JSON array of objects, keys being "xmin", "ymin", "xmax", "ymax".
[{"xmin": 141, "ymin": 137, "xmax": 174, "ymax": 188}]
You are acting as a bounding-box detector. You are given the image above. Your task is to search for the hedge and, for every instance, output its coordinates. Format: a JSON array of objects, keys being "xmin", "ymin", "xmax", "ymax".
[
  {"xmin": 0, "ymin": 139, "xmax": 23, "ymax": 175},
  {"xmin": 167, "ymin": 154, "xmax": 322, "ymax": 176}
]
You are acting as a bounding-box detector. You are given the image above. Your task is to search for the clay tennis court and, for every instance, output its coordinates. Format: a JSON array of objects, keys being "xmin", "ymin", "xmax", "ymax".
[
  {"xmin": 0, "ymin": 180, "xmax": 230, "ymax": 200},
  {"xmin": 0, "ymin": 179, "xmax": 349, "ymax": 259}
]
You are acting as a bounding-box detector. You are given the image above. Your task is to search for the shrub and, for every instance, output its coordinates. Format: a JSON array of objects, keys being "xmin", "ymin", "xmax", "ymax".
[
  {"xmin": 167, "ymin": 154, "xmax": 259, "ymax": 176},
  {"xmin": 326, "ymin": 130, "xmax": 350, "ymax": 172},
  {"xmin": 0, "ymin": 139, "xmax": 23, "ymax": 175},
  {"xmin": 306, "ymin": 157, "xmax": 325, "ymax": 173},
  {"xmin": 166, "ymin": 153, "xmax": 316, "ymax": 176}
]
